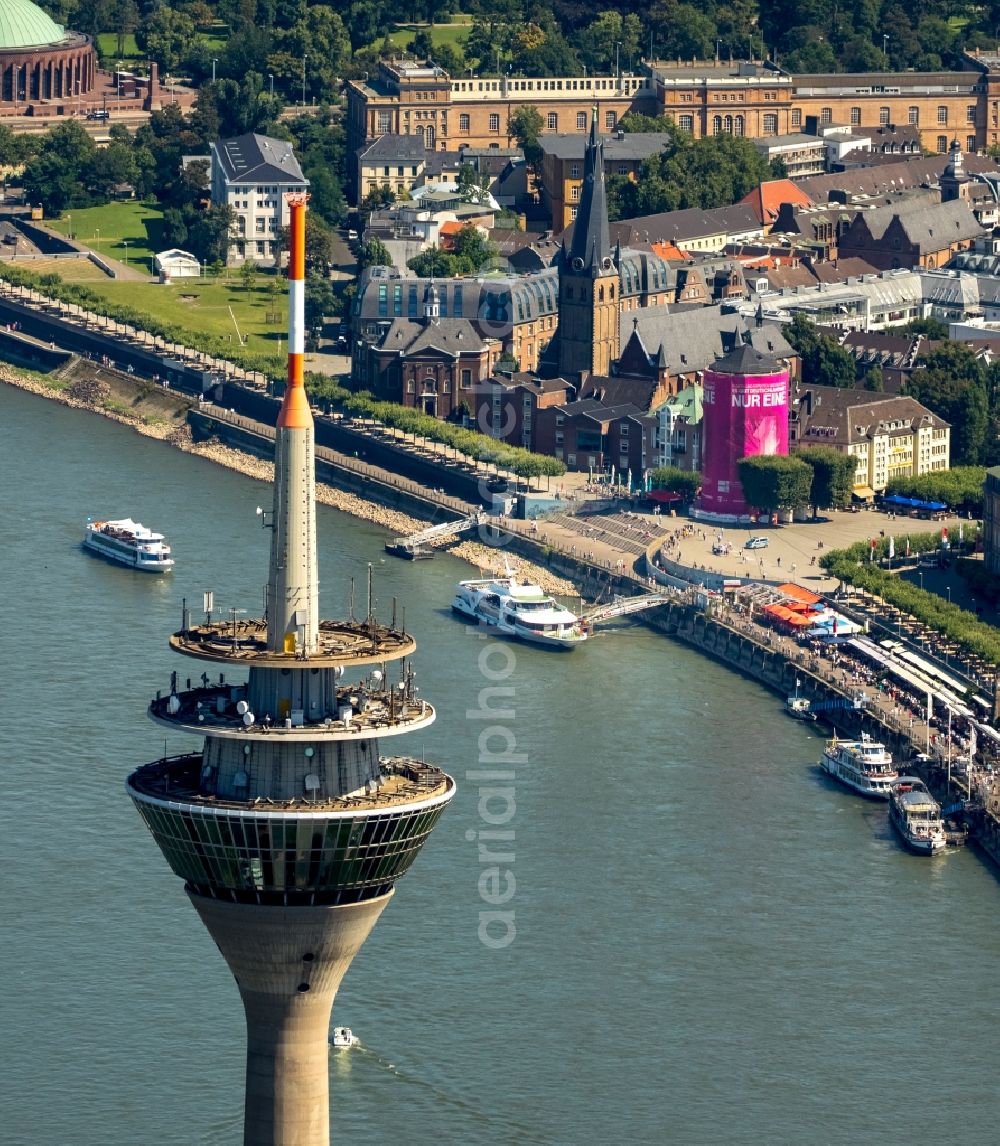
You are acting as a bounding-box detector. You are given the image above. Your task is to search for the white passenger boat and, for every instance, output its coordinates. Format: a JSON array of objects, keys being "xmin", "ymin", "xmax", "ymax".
[
  {"xmin": 889, "ymin": 777, "xmax": 947, "ymax": 854},
  {"xmin": 84, "ymin": 517, "xmax": 174, "ymax": 572},
  {"xmin": 452, "ymin": 574, "xmax": 588, "ymax": 649},
  {"xmin": 330, "ymin": 1026, "xmax": 359, "ymax": 1049},
  {"xmin": 820, "ymin": 733, "xmax": 897, "ymax": 798}
]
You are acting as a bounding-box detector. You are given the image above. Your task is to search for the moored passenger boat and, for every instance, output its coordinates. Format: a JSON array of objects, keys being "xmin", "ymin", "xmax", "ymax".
[
  {"xmin": 452, "ymin": 574, "xmax": 588, "ymax": 649},
  {"xmin": 889, "ymin": 776, "xmax": 947, "ymax": 854},
  {"xmin": 84, "ymin": 517, "xmax": 174, "ymax": 572},
  {"xmin": 820, "ymin": 733, "xmax": 897, "ymax": 798}
]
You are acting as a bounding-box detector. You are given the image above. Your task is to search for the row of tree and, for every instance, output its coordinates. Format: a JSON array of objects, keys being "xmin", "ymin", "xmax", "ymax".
[
  {"xmin": 737, "ymin": 448, "xmax": 859, "ymax": 516},
  {"xmin": 885, "ymin": 468, "xmax": 987, "ymax": 514},
  {"xmin": 821, "ymin": 534, "xmax": 1000, "ymax": 666},
  {"xmin": 340, "ymin": 392, "xmax": 567, "ymax": 478}
]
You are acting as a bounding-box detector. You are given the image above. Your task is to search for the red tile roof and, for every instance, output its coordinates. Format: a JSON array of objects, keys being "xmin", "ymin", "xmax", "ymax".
[{"xmin": 741, "ymin": 179, "xmax": 814, "ymax": 225}]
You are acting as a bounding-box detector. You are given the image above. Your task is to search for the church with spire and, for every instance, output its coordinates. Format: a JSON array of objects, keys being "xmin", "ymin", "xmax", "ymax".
[
  {"xmin": 555, "ymin": 111, "xmax": 621, "ymax": 379},
  {"xmin": 351, "ymin": 109, "xmax": 798, "ymax": 473}
]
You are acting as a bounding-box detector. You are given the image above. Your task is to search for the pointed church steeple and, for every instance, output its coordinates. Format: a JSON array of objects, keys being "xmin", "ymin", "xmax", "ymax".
[
  {"xmin": 556, "ymin": 108, "xmax": 621, "ymax": 379},
  {"xmin": 568, "ymin": 108, "xmax": 612, "ymax": 274}
]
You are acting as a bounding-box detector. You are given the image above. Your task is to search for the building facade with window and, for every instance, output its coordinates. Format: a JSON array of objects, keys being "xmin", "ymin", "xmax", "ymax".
[
  {"xmin": 539, "ymin": 130, "xmax": 676, "ymax": 233},
  {"xmin": 210, "ymin": 133, "xmax": 308, "ymax": 266},
  {"xmin": 360, "ymin": 282, "xmax": 503, "ymax": 419},
  {"xmin": 790, "ymin": 385, "xmax": 950, "ymax": 495},
  {"xmin": 346, "ymin": 53, "xmax": 1000, "ymax": 206},
  {"xmin": 346, "ymin": 58, "xmax": 653, "ymax": 184},
  {"xmin": 836, "ymin": 197, "xmax": 983, "ymax": 271}
]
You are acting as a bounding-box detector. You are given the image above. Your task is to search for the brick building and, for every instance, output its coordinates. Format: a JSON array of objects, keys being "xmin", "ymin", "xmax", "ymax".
[
  {"xmin": 346, "ymin": 52, "xmax": 1000, "ymax": 207},
  {"xmin": 346, "ymin": 59, "xmax": 652, "ymax": 177},
  {"xmin": 836, "ymin": 197, "xmax": 983, "ymax": 271},
  {"xmin": 539, "ymin": 130, "xmax": 672, "ymax": 234},
  {"xmin": 360, "ymin": 282, "xmax": 503, "ymax": 419},
  {"xmin": 0, "ymin": 0, "xmax": 96, "ymax": 107}
]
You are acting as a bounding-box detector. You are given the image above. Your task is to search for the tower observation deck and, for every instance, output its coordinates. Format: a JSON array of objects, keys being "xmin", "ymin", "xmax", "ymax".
[{"xmin": 126, "ymin": 198, "xmax": 455, "ymax": 1145}]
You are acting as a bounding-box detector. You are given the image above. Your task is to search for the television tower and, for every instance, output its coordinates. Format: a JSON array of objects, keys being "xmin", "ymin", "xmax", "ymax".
[{"xmin": 127, "ymin": 198, "xmax": 455, "ymax": 1146}]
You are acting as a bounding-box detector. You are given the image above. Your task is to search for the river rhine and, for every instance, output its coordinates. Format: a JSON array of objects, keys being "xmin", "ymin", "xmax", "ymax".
[{"xmin": 3, "ymin": 382, "xmax": 1000, "ymax": 1145}]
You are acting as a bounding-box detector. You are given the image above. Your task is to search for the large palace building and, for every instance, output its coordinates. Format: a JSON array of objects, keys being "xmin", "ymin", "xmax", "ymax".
[
  {"xmin": 346, "ymin": 50, "xmax": 1000, "ymax": 177},
  {"xmin": 0, "ymin": 0, "xmax": 96, "ymax": 106}
]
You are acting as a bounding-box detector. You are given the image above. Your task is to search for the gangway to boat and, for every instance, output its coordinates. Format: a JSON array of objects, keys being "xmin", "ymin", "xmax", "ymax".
[
  {"xmin": 385, "ymin": 512, "xmax": 485, "ymax": 559},
  {"xmin": 581, "ymin": 592, "xmax": 674, "ymax": 627},
  {"xmin": 808, "ymin": 695, "xmax": 868, "ymax": 714}
]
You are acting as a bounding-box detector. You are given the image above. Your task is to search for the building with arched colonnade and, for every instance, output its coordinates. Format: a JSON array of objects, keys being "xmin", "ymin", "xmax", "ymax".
[{"xmin": 0, "ymin": 0, "xmax": 96, "ymax": 109}]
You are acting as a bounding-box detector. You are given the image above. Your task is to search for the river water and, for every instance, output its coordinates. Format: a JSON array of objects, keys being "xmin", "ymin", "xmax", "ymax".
[{"xmin": 3, "ymin": 383, "xmax": 1000, "ymax": 1146}]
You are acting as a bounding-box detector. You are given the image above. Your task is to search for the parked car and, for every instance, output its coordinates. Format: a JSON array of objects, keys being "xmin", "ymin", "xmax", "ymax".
[
  {"xmin": 744, "ymin": 536, "xmax": 769, "ymax": 550},
  {"xmin": 86, "ymin": 109, "xmax": 110, "ymax": 121}
]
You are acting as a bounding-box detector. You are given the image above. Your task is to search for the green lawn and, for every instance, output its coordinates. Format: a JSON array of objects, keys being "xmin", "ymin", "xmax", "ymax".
[
  {"xmin": 81, "ymin": 276, "xmax": 290, "ymax": 352},
  {"xmin": 384, "ymin": 20, "xmax": 472, "ymax": 54},
  {"xmin": 96, "ymin": 33, "xmax": 141, "ymax": 62},
  {"xmin": 48, "ymin": 202, "xmax": 165, "ymax": 267}
]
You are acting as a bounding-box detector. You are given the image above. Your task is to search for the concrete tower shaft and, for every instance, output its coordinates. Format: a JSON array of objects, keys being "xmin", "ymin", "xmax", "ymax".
[{"xmin": 189, "ymin": 894, "xmax": 391, "ymax": 1146}]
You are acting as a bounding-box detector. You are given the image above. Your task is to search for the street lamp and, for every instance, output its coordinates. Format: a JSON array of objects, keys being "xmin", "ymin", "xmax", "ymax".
[
  {"xmin": 212, "ymin": 59, "xmax": 218, "ymax": 83},
  {"xmin": 302, "ymin": 54, "xmax": 307, "ymax": 106},
  {"xmin": 947, "ymin": 586, "xmax": 952, "ymax": 604},
  {"xmin": 268, "ymin": 73, "xmax": 274, "ymax": 97},
  {"xmin": 918, "ymin": 571, "xmax": 923, "ymax": 591},
  {"xmin": 95, "ymin": 227, "xmax": 100, "ymax": 251},
  {"xmin": 615, "ymin": 41, "xmax": 622, "ymax": 87},
  {"xmin": 122, "ymin": 239, "xmax": 128, "ymax": 265},
  {"xmin": 883, "ymin": 34, "xmax": 889, "ymax": 65}
]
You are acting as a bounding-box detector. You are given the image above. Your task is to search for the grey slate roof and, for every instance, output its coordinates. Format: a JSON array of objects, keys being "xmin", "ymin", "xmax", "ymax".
[
  {"xmin": 798, "ymin": 153, "xmax": 999, "ymax": 203},
  {"xmin": 793, "ymin": 384, "xmax": 948, "ymax": 446},
  {"xmin": 851, "ymin": 197, "xmax": 984, "ymax": 250},
  {"xmin": 710, "ymin": 341, "xmax": 782, "ymax": 375},
  {"xmin": 357, "ymin": 134, "xmax": 430, "ymax": 165},
  {"xmin": 539, "ymin": 132, "xmax": 671, "ymax": 162},
  {"xmin": 623, "ymin": 304, "xmax": 794, "ymax": 376},
  {"xmin": 567, "ymin": 114, "xmax": 612, "ymax": 271},
  {"xmin": 604, "ymin": 202, "xmax": 764, "ymax": 247},
  {"xmin": 213, "ymin": 134, "xmax": 307, "ymax": 185},
  {"xmin": 378, "ymin": 316, "xmax": 490, "ymax": 356}
]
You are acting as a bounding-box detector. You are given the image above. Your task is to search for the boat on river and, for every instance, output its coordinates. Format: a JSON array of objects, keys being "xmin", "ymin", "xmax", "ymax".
[
  {"xmin": 84, "ymin": 517, "xmax": 174, "ymax": 572},
  {"xmin": 330, "ymin": 1026, "xmax": 359, "ymax": 1049},
  {"xmin": 889, "ymin": 776, "xmax": 947, "ymax": 854},
  {"xmin": 452, "ymin": 574, "xmax": 588, "ymax": 649},
  {"xmin": 820, "ymin": 733, "xmax": 897, "ymax": 798},
  {"xmin": 786, "ymin": 696, "xmax": 817, "ymax": 721}
]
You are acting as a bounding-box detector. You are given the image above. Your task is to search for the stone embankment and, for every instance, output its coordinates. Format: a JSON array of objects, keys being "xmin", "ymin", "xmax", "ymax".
[{"xmin": 2, "ymin": 367, "xmax": 577, "ymax": 597}]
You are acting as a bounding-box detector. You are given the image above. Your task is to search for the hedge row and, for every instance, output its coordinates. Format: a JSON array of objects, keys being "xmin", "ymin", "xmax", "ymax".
[{"xmin": 340, "ymin": 393, "xmax": 566, "ymax": 480}]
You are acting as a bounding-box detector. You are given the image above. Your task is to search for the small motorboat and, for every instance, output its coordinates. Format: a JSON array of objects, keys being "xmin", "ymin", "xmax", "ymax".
[
  {"xmin": 330, "ymin": 1026, "xmax": 359, "ymax": 1049},
  {"xmin": 786, "ymin": 695, "xmax": 816, "ymax": 721}
]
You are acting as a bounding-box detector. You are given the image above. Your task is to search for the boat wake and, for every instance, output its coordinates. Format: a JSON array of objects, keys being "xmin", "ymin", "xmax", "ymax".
[{"xmin": 342, "ymin": 1044, "xmax": 550, "ymax": 1142}]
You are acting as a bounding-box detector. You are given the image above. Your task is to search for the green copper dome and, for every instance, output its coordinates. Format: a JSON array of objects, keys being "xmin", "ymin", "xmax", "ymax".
[{"xmin": 0, "ymin": 0, "xmax": 65, "ymax": 50}]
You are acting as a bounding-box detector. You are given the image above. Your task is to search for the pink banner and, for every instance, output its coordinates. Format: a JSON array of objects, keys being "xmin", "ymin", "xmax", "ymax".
[{"xmin": 700, "ymin": 364, "xmax": 789, "ymax": 516}]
